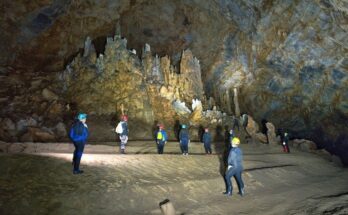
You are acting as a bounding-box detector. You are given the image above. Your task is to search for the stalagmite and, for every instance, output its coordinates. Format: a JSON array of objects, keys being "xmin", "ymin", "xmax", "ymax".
[{"xmin": 233, "ymin": 87, "xmax": 240, "ymax": 117}]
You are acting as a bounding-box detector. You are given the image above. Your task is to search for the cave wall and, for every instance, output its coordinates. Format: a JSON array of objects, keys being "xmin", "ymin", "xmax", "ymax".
[
  {"xmin": 207, "ymin": 0, "xmax": 348, "ymax": 160},
  {"xmin": 1, "ymin": 0, "xmax": 348, "ymax": 162}
]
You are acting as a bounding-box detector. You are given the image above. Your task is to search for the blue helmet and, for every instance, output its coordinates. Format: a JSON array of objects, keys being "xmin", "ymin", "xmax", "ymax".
[
  {"xmin": 181, "ymin": 124, "xmax": 186, "ymax": 129},
  {"xmin": 77, "ymin": 113, "xmax": 87, "ymax": 120}
]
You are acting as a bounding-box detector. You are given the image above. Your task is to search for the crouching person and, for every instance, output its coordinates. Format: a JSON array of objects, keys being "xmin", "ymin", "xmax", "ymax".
[
  {"xmin": 69, "ymin": 113, "xmax": 89, "ymax": 174},
  {"xmin": 223, "ymin": 137, "xmax": 245, "ymax": 196},
  {"xmin": 156, "ymin": 124, "xmax": 168, "ymax": 154}
]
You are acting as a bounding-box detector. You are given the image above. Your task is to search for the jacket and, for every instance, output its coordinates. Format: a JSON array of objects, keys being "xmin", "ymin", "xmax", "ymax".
[
  {"xmin": 179, "ymin": 129, "xmax": 189, "ymax": 142},
  {"xmin": 202, "ymin": 132, "xmax": 211, "ymax": 144},
  {"xmin": 120, "ymin": 121, "xmax": 129, "ymax": 136},
  {"xmin": 227, "ymin": 147, "xmax": 243, "ymax": 170},
  {"xmin": 69, "ymin": 121, "xmax": 89, "ymax": 143},
  {"xmin": 156, "ymin": 130, "xmax": 168, "ymax": 142}
]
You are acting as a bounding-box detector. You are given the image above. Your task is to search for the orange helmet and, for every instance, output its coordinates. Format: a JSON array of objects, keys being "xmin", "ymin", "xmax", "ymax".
[{"xmin": 121, "ymin": 115, "xmax": 128, "ymax": 121}]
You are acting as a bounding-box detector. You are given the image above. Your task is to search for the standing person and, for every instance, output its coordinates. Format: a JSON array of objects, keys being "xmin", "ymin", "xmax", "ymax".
[
  {"xmin": 69, "ymin": 113, "xmax": 89, "ymax": 174},
  {"xmin": 156, "ymin": 124, "xmax": 168, "ymax": 154},
  {"xmin": 179, "ymin": 124, "xmax": 190, "ymax": 155},
  {"xmin": 232, "ymin": 116, "xmax": 240, "ymax": 131},
  {"xmin": 115, "ymin": 115, "xmax": 129, "ymax": 154},
  {"xmin": 282, "ymin": 132, "xmax": 290, "ymax": 153},
  {"xmin": 202, "ymin": 128, "xmax": 212, "ymax": 154},
  {"xmin": 223, "ymin": 137, "xmax": 245, "ymax": 196},
  {"xmin": 228, "ymin": 129, "xmax": 235, "ymax": 143}
]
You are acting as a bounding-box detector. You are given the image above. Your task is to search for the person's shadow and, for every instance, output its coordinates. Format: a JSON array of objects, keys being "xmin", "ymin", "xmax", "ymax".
[
  {"xmin": 174, "ymin": 120, "xmax": 181, "ymax": 141},
  {"xmin": 216, "ymin": 125, "xmax": 231, "ymax": 192},
  {"xmin": 152, "ymin": 120, "xmax": 159, "ymax": 141}
]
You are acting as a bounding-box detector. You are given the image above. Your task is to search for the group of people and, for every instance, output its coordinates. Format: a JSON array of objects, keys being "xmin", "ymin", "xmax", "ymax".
[{"xmin": 68, "ymin": 112, "xmax": 265, "ymax": 197}]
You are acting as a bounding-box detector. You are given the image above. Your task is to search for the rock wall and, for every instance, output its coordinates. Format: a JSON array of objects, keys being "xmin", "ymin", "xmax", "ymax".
[
  {"xmin": 60, "ymin": 33, "xmax": 227, "ymax": 140},
  {"xmin": 208, "ymin": 0, "xmax": 348, "ymax": 163}
]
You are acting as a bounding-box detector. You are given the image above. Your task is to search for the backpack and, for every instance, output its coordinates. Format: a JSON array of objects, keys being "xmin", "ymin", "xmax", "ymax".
[{"xmin": 115, "ymin": 122, "xmax": 123, "ymax": 134}]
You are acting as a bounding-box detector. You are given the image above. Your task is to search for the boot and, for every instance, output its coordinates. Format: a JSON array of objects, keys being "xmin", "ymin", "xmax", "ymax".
[
  {"xmin": 238, "ymin": 188, "xmax": 245, "ymax": 197},
  {"xmin": 223, "ymin": 187, "xmax": 232, "ymax": 196},
  {"xmin": 73, "ymin": 170, "xmax": 84, "ymax": 174}
]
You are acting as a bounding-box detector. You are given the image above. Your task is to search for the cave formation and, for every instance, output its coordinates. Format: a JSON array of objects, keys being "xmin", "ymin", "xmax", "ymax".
[{"xmin": 0, "ymin": 0, "xmax": 348, "ymax": 214}]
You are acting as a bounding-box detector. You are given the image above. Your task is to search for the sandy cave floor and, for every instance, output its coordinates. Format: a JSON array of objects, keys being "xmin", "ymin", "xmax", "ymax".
[{"xmin": 0, "ymin": 141, "xmax": 347, "ymax": 215}]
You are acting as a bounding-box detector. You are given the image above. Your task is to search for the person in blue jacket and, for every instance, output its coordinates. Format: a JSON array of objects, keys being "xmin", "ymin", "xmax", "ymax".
[
  {"xmin": 156, "ymin": 124, "xmax": 168, "ymax": 154},
  {"xmin": 223, "ymin": 137, "xmax": 245, "ymax": 196},
  {"xmin": 179, "ymin": 124, "xmax": 190, "ymax": 155},
  {"xmin": 69, "ymin": 113, "xmax": 89, "ymax": 174},
  {"xmin": 202, "ymin": 128, "xmax": 212, "ymax": 154}
]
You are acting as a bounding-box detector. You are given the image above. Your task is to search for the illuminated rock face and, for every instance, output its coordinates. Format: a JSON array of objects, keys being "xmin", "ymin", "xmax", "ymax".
[{"xmin": 61, "ymin": 35, "xmax": 223, "ymax": 140}]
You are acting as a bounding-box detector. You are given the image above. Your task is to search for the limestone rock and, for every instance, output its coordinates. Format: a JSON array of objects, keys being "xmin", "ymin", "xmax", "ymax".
[
  {"xmin": 1, "ymin": 118, "xmax": 16, "ymax": 131},
  {"xmin": 266, "ymin": 122, "xmax": 278, "ymax": 145},
  {"xmin": 42, "ymin": 88, "xmax": 59, "ymax": 101},
  {"xmin": 292, "ymin": 139, "xmax": 317, "ymax": 152},
  {"xmin": 246, "ymin": 116, "xmax": 259, "ymax": 136},
  {"xmin": 27, "ymin": 127, "xmax": 56, "ymax": 142},
  {"xmin": 255, "ymin": 133, "xmax": 268, "ymax": 144},
  {"xmin": 20, "ymin": 132, "xmax": 34, "ymax": 142},
  {"xmin": 54, "ymin": 122, "xmax": 67, "ymax": 139},
  {"xmin": 190, "ymin": 100, "xmax": 203, "ymax": 124},
  {"xmin": 332, "ymin": 155, "xmax": 344, "ymax": 167},
  {"xmin": 16, "ymin": 118, "xmax": 38, "ymax": 133}
]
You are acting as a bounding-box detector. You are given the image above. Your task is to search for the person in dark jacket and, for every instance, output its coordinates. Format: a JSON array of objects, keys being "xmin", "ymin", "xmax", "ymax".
[
  {"xmin": 69, "ymin": 113, "xmax": 89, "ymax": 174},
  {"xmin": 156, "ymin": 124, "xmax": 168, "ymax": 154},
  {"xmin": 179, "ymin": 124, "xmax": 190, "ymax": 155},
  {"xmin": 223, "ymin": 137, "xmax": 245, "ymax": 196},
  {"xmin": 115, "ymin": 115, "xmax": 129, "ymax": 154},
  {"xmin": 282, "ymin": 132, "xmax": 290, "ymax": 153},
  {"xmin": 232, "ymin": 116, "xmax": 240, "ymax": 131},
  {"xmin": 202, "ymin": 128, "xmax": 212, "ymax": 154}
]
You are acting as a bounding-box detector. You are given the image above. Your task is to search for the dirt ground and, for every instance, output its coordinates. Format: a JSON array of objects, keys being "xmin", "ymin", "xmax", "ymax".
[{"xmin": 0, "ymin": 141, "xmax": 347, "ymax": 215}]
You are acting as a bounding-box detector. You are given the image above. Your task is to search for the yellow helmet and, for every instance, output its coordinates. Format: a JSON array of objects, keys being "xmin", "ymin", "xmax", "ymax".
[{"xmin": 232, "ymin": 137, "xmax": 240, "ymax": 145}]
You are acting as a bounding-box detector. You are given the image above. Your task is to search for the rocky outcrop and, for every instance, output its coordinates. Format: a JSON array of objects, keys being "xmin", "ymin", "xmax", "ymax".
[
  {"xmin": 245, "ymin": 116, "xmax": 267, "ymax": 144},
  {"xmin": 60, "ymin": 34, "xmax": 227, "ymax": 140},
  {"xmin": 266, "ymin": 122, "xmax": 279, "ymax": 145}
]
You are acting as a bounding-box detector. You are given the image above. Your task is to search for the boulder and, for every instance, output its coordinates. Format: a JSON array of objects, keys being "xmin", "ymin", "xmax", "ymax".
[
  {"xmin": 292, "ymin": 139, "xmax": 317, "ymax": 152},
  {"xmin": 246, "ymin": 116, "xmax": 259, "ymax": 136},
  {"xmin": 300, "ymin": 140, "xmax": 317, "ymax": 152},
  {"xmin": 1, "ymin": 118, "xmax": 16, "ymax": 131},
  {"xmin": 314, "ymin": 149, "xmax": 332, "ymax": 161},
  {"xmin": 27, "ymin": 127, "xmax": 56, "ymax": 142},
  {"xmin": 20, "ymin": 132, "xmax": 34, "ymax": 142},
  {"xmin": 42, "ymin": 88, "xmax": 59, "ymax": 101},
  {"xmin": 16, "ymin": 117, "xmax": 38, "ymax": 133},
  {"xmin": 254, "ymin": 132, "xmax": 268, "ymax": 143},
  {"xmin": 54, "ymin": 122, "xmax": 67, "ymax": 138},
  {"xmin": 332, "ymin": 155, "xmax": 344, "ymax": 167},
  {"xmin": 266, "ymin": 122, "xmax": 278, "ymax": 145}
]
